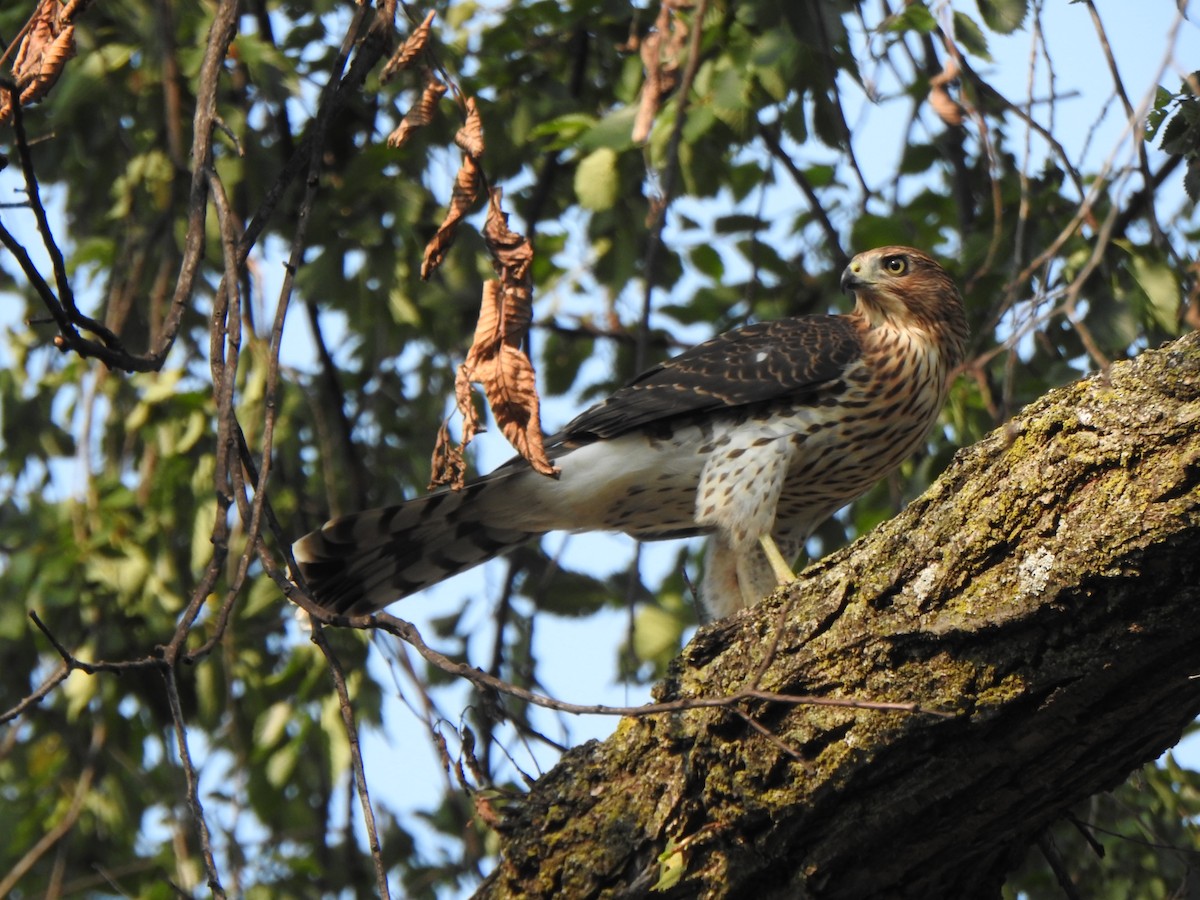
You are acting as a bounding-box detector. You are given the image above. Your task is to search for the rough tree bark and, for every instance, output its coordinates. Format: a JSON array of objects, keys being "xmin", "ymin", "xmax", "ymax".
[{"xmin": 476, "ymin": 331, "xmax": 1200, "ymax": 899}]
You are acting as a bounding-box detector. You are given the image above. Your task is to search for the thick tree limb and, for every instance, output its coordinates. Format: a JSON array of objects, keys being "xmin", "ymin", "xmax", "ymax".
[{"xmin": 479, "ymin": 332, "xmax": 1200, "ymax": 899}]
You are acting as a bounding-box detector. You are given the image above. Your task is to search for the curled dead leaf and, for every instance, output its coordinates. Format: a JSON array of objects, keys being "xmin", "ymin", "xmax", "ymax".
[
  {"xmin": 2, "ymin": 0, "xmax": 84, "ymax": 122},
  {"xmin": 472, "ymin": 791, "xmax": 501, "ymax": 830},
  {"xmin": 928, "ymin": 53, "xmax": 963, "ymax": 128},
  {"xmin": 386, "ymin": 72, "xmax": 446, "ymax": 148},
  {"xmin": 631, "ymin": 3, "xmax": 687, "ymax": 144},
  {"xmin": 928, "ymin": 84, "xmax": 964, "ymax": 127},
  {"xmin": 483, "ymin": 188, "xmax": 533, "ymax": 286},
  {"xmin": 19, "ymin": 25, "xmax": 75, "ymax": 105},
  {"xmin": 421, "ymin": 154, "xmax": 482, "ymax": 278},
  {"xmin": 457, "ymin": 281, "xmax": 556, "ymax": 478},
  {"xmin": 382, "ymin": 9, "xmax": 436, "ymax": 84},
  {"xmin": 455, "ymin": 96, "xmax": 485, "ymax": 159},
  {"xmin": 633, "ymin": 31, "xmax": 663, "ymax": 144},
  {"xmin": 428, "ymin": 416, "xmax": 470, "ymax": 491}
]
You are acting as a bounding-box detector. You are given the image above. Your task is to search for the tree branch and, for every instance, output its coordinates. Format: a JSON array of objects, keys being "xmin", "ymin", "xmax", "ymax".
[{"xmin": 477, "ymin": 331, "xmax": 1200, "ymax": 898}]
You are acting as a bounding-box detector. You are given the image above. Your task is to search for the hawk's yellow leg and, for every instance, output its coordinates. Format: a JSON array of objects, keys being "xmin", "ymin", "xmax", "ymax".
[{"xmin": 758, "ymin": 534, "xmax": 798, "ymax": 585}]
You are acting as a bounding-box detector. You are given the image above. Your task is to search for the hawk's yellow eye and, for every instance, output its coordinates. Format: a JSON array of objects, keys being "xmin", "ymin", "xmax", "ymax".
[{"xmin": 883, "ymin": 256, "xmax": 908, "ymax": 275}]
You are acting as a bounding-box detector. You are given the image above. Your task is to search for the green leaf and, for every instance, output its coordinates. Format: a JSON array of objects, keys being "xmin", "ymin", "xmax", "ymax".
[
  {"xmin": 578, "ymin": 106, "xmax": 637, "ymax": 153},
  {"xmin": 1158, "ymin": 107, "xmax": 1195, "ymax": 154},
  {"xmin": 633, "ymin": 603, "xmax": 685, "ymax": 666},
  {"xmin": 1186, "ymin": 158, "xmax": 1200, "ymax": 203},
  {"xmin": 1145, "ymin": 86, "xmax": 1175, "ymax": 141},
  {"xmin": 266, "ymin": 740, "xmax": 300, "ymax": 788},
  {"xmin": 889, "ymin": 3, "xmax": 937, "ymax": 33},
  {"xmin": 714, "ymin": 214, "xmax": 768, "ymax": 234},
  {"xmin": 652, "ymin": 839, "xmax": 685, "ymax": 892},
  {"xmin": 953, "ymin": 11, "xmax": 991, "ymax": 60},
  {"xmin": 63, "ymin": 669, "xmax": 98, "ymax": 721},
  {"xmin": 976, "ymin": 0, "xmax": 1028, "ymax": 34},
  {"xmin": 529, "ymin": 112, "xmax": 597, "ymax": 150},
  {"xmin": 255, "ymin": 701, "xmax": 294, "ymax": 750},
  {"xmin": 1127, "ymin": 253, "xmax": 1181, "ymax": 334},
  {"xmin": 574, "ymin": 147, "xmax": 620, "ymax": 211},
  {"xmin": 689, "ymin": 244, "xmax": 724, "ymax": 280}
]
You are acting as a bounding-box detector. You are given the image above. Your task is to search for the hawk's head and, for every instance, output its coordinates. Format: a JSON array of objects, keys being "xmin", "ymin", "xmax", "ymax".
[{"xmin": 840, "ymin": 246, "xmax": 968, "ymax": 360}]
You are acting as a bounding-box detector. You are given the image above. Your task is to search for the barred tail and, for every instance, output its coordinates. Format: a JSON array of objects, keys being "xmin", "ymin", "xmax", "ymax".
[{"xmin": 292, "ymin": 475, "xmax": 543, "ymax": 615}]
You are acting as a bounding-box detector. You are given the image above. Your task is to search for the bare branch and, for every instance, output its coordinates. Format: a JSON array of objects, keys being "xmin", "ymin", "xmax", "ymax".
[{"xmin": 309, "ymin": 621, "xmax": 392, "ymax": 899}]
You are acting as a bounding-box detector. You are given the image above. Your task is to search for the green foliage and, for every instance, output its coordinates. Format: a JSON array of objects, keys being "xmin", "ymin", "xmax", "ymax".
[
  {"xmin": 1006, "ymin": 749, "xmax": 1200, "ymax": 898},
  {"xmin": 1152, "ymin": 73, "xmax": 1200, "ymax": 203},
  {"xmin": 976, "ymin": 0, "xmax": 1029, "ymax": 35},
  {"xmin": 0, "ymin": 0, "xmax": 1196, "ymax": 896}
]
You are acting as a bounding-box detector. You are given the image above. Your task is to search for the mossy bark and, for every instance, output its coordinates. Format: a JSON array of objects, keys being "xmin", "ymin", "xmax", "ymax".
[{"xmin": 477, "ymin": 332, "xmax": 1200, "ymax": 900}]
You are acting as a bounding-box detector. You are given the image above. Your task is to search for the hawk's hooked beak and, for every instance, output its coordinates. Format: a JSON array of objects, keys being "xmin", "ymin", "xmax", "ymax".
[{"xmin": 841, "ymin": 260, "xmax": 868, "ymax": 295}]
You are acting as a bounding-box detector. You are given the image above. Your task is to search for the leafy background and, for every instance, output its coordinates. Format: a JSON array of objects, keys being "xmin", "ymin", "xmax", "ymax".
[{"xmin": 1, "ymin": 0, "xmax": 1199, "ymax": 896}]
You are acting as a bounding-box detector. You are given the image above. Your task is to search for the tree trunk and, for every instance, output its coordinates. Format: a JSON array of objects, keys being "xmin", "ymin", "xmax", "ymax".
[{"xmin": 476, "ymin": 331, "xmax": 1200, "ymax": 899}]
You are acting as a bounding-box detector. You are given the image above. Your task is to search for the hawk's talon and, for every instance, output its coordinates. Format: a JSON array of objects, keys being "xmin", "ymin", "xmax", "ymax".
[{"xmin": 759, "ymin": 534, "xmax": 797, "ymax": 585}]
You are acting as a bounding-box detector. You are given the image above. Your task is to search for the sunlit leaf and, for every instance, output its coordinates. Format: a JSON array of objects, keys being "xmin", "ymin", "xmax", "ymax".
[{"xmin": 575, "ymin": 147, "xmax": 620, "ymax": 211}]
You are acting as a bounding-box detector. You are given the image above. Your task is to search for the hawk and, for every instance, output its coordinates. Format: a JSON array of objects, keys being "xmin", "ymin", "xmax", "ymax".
[{"xmin": 293, "ymin": 246, "xmax": 969, "ymax": 620}]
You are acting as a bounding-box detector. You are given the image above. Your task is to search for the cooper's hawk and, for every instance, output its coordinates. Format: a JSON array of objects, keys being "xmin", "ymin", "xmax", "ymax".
[{"xmin": 293, "ymin": 246, "xmax": 968, "ymax": 620}]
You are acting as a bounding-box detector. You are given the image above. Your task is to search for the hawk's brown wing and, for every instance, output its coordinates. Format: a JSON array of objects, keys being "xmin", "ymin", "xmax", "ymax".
[{"xmin": 556, "ymin": 315, "xmax": 862, "ymax": 442}]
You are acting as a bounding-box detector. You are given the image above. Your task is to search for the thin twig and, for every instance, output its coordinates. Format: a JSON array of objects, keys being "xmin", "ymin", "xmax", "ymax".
[
  {"xmin": 162, "ymin": 666, "xmax": 227, "ymax": 898},
  {"xmin": 1037, "ymin": 831, "xmax": 1085, "ymax": 900},
  {"xmin": 0, "ymin": 660, "xmax": 70, "ymax": 725},
  {"xmin": 757, "ymin": 125, "xmax": 847, "ymax": 269},
  {"xmin": 290, "ymin": 595, "xmax": 956, "ymax": 723},
  {"xmin": 309, "ymin": 621, "xmax": 392, "ymax": 899}
]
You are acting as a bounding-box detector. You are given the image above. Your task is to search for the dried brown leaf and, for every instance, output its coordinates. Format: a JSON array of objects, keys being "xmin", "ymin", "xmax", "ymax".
[
  {"xmin": 489, "ymin": 343, "xmax": 555, "ymax": 477},
  {"xmin": 633, "ymin": 31, "xmax": 663, "ymax": 144},
  {"xmin": 482, "ymin": 188, "xmax": 533, "ymax": 286},
  {"xmin": 455, "ymin": 96, "xmax": 485, "ymax": 159},
  {"xmin": 458, "ymin": 281, "xmax": 556, "ymax": 477},
  {"xmin": 431, "ymin": 149, "xmax": 552, "ymax": 478},
  {"xmin": 386, "ymin": 73, "xmax": 446, "ymax": 148},
  {"xmin": 19, "ymin": 25, "xmax": 75, "ymax": 105},
  {"xmin": 472, "ymin": 792, "xmax": 502, "ymax": 830},
  {"xmin": 928, "ymin": 84, "xmax": 964, "ymax": 127},
  {"xmin": 631, "ymin": 4, "xmax": 686, "ymax": 143},
  {"xmin": 928, "ymin": 54, "xmax": 963, "ymax": 127},
  {"xmin": 428, "ymin": 416, "xmax": 469, "ymax": 491},
  {"xmin": 382, "ymin": 9, "xmax": 436, "ymax": 84},
  {"xmin": 1, "ymin": 0, "xmax": 82, "ymax": 122},
  {"xmin": 12, "ymin": 3, "xmax": 54, "ymax": 82},
  {"xmin": 421, "ymin": 154, "xmax": 482, "ymax": 278}
]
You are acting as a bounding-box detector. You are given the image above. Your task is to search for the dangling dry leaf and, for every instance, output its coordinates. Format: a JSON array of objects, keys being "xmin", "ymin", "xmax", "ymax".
[
  {"xmin": 428, "ymin": 415, "xmax": 470, "ymax": 491},
  {"xmin": 19, "ymin": 25, "xmax": 75, "ymax": 105},
  {"xmin": 928, "ymin": 55, "xmax": 964, "ymax": 127},
  {"xmin": 421, "ymin": 153, "xmax": 481, "ymax": 278},
  {"xmin": 382, "ymin": 9, "xmax": 436, "ymax": 84},
  {"xmin": 387, "ymin": 71, "xmax": 446, "ymax": 148},
  {"xmin": 1, "ymin": 0, "xmax": 84, "ymax": 123},
  {"xmin": 632, "ymin": 30, "xmax": 663, "ymax": 144},
  {"xmin": 455, "ymin": 97, "xmax": 484, "ymax": 159},
  {"xmin": 631, "ymin": 2, "xmax": 687, "ymax": 143},
  {"xmin": 483, "ymin": 187, "xmax": 532, "ymax": 286},
  {"xmin": 928, "ymin": 84, "xmax": 964, "ymax": 127},
  {"xmin": 456, "ymin": 280, "xmax": 556, "ymax": 478}
]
